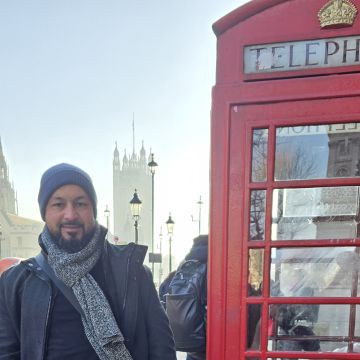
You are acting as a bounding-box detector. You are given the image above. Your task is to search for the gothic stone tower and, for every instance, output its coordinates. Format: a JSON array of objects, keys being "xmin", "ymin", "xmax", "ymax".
[
  {"xmin": 113, "ymin": 136, "xmax": 152, "ymax": 259},
  {"xmin": 0, "ymin": 138, "xmax": 16, "ymax": 214}
]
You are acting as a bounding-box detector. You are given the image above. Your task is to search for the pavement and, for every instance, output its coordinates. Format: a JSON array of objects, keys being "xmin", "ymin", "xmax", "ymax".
[{"xmin": 177, "ymin": 352, "xmax": 187, "ymax": 359}]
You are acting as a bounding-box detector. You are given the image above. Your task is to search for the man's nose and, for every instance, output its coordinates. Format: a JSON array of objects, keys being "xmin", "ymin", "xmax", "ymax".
[{"xmin": 63, "ymin": 204, "xmax": 78, "ymax": 220}]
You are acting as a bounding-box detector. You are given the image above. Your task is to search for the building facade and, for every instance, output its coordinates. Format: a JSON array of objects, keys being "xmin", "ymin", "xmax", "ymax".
[
  {"xmin": 0, "ymin": 138, "xmax": 43, "ymax": 259},
  {"xmin": 113, "ymin": 137, "xmax": 152, "ymax": 263}
]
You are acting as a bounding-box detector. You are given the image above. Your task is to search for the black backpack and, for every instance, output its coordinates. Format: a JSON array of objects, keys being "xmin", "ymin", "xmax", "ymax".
[{"xmin": 165, "ymin": 259, "xmax": 207, "ymax": 353}]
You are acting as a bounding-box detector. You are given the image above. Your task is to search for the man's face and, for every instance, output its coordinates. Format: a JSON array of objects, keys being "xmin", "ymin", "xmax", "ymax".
[{"xmin": 45, "ymin": 184, "xmax": 96, "ymax": 251}]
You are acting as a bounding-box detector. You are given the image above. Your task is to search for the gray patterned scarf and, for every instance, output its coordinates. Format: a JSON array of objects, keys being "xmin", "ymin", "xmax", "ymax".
[{"xmin": 41, "ymin": 223, "xmax": 133, "ymax": 360}]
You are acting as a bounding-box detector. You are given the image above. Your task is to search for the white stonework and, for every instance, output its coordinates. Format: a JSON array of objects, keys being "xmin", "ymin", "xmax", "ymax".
[{"xmin": 0, "ymin": 138, "xmax": 43, "ymax": 259}]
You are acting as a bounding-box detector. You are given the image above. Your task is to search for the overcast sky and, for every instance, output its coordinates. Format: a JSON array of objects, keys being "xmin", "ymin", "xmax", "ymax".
[{"xmin": 0, "ymin": 0, "xmax": 247, "ymax": 263}]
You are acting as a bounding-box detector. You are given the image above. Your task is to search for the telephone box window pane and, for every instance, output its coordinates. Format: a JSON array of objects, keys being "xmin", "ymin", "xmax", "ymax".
[
  {"xmin": 247, "ymin": 304, "xmax": 262, "ymax": 349},
  {"xmin": 268, "ymin": 303, "xmax": 320, "ymax": 353},
  {"xmin": 275, "ymin": 123, "xmax": 360, "ymax": 181},
  {"xmin": 248, "ymin": 249, "xmax": 264, "ymax": 295},
  {"xmin": 355, "ymin": 305, "xmax": 360, "ymax": 336},
  {"xmin": 272, "ymin": 186, "xmax": 360, "ymax": 240},
  {"xmin": 251, "ymin": 129, "xmax": 268, "ymax": 182},
  {"xmin": 270, "ymin": 247, "xmax": 359, "ymax": 297},
  {"xmin": 250, "ymin": 190, "xmax": 266, "ymax": 240},
  {"xmin": 268, "ymin": 304, "xmax": 353, "ymax": 353}
]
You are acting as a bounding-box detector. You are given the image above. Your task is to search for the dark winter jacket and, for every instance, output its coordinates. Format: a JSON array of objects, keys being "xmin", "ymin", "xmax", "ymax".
[
  {"xmin": 184, "ymin": 235, "xmax": 208, "ymax": 360},
  {"xmin": 184, "ymin": 235, "xmax": 208, "ymax": 303},
  {"xmin": 159, "ymin": 270, "xmax": 176, "ymax": 308},
  {"xmin": 0, "ymin": 238, "xmax": 176, "ymax": 360}
]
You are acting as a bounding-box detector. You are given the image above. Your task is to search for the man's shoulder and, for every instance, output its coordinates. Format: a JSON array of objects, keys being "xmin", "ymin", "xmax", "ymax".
[
  {"xmin": 0, "ymin": 259, "xmax": 33, "ymax": 290},
  {"xmin": 1, "ymin": 258, "xmax": 27, "ymax": 275},
  {"xmin": 106, "ymin": 242, "xmax": 148, "ymax": 264}
]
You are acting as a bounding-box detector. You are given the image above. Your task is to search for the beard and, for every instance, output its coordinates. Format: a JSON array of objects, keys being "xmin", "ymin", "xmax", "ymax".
[
  {"xmin": 56, "ymin": 233, "xmax": 89, "ymax": 253},
  {"xmin": 51, "ymin": 222, "xmax": 95, "ymax": 253}
]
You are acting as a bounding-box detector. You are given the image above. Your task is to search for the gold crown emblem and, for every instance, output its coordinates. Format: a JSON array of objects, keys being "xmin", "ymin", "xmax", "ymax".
[{"xmin": 318, "ymin": 0, "xmax": 357, "ymax": 28}]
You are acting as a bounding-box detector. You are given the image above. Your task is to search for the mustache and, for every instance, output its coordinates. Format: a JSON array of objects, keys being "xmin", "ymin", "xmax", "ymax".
[{"xmin": 60, "ymin": 221, "xmax": 84, "ymax": 227}]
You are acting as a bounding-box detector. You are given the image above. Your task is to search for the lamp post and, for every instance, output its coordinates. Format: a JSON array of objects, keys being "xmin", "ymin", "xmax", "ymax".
[
  {"xmin": 148, "ymin": 153, "xmax": 158, "ymax": 274},
  {"xmin": 0, "ymin": 224, "xmax": 2, "ymax": 259},
  {"xmin": 158, "ymin": 227, "xmax": 163, "ymax": 286},
  {"xmin": 191, "ymin": 196, "xmax": 204, "ymax": 236},
  {"xmin": 166, "ymin": 214, "xmax": 175, "ymax": 272},
  {"xmin": 104, "ymin": 204, "xmax": 110, "ymax": 236},
  {"xmin": 130, "ymin": 189, "xmax": 142, "ymax": 244}
]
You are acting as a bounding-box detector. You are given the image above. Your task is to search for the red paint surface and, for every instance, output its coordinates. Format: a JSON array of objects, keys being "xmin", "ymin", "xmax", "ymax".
[{"xmin": 210, "ymin": 0, "xmax": 360, "ymax": 359}]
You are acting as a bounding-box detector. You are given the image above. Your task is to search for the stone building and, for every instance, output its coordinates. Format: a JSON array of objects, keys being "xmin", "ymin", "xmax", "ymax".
[
  {"xmin": 112, "ymin": 126, "xmax": 153, "ymax": 268},
  {"xmin": 0, "ymin": 138, "xmax": 43, "ymax": 259}
]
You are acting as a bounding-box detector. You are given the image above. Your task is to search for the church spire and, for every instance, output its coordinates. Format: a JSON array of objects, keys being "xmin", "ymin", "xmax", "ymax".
[
  {"xmin": 132, "ymin": 113, "xmax": 135, "ymax": 157},
  {"xmin": 140, "ymin": 140, "xmax": 146, "ymax": 168},
  {"xmin": 0, "ymin": 136, "xmax": 7, "ymax": 180},
  {"xmin": 0, "ymin": 137, "xmax": 16, "ymax": 213},
  {"xmin": 113, "ymin": 141, "xmax": 120, "ymax": 171},
  {"xmin": 130, "ymin": 114, "xmax": 137, "ymax": 166}
]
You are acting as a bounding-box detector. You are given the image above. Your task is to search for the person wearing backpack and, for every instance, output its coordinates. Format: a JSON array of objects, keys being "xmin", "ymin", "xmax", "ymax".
[
  {"xmin": 159, "ymin": 270, "xmax": 176, "ymax": 309},
  {"xmin": 165, "ymin": 234, "xmax": 208, "ymax": 360}
]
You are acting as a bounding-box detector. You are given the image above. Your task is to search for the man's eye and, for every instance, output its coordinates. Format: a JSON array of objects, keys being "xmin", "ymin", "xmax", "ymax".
[
  {"xmin": 76, "ymin": 202, "xmax": 88, "ymax": 208},
  {"xmin": 52, "ymin": 203, "xmax": 64, "ymax": 208}
]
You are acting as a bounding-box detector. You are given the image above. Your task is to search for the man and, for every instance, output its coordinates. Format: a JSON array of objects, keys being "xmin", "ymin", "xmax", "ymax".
[{"xmin": 0, "ymin": 163, "xmax": 176, "ymax": 360}]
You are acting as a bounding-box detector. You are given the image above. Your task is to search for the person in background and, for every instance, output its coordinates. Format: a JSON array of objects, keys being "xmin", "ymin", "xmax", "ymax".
[
  {"xmin": 183, "ymin": 235, "xmax": 208, "ymax": 360},
  {"xmin": 163, "ymin": 235, "xmax": 208, "ymax": 360},
  {"xmin": 0, "ymin": 163, "xmax": 176, "ymax": 360},
  {"xmin": 159, "ymin": 270, "xmax": 176, "ymax": 309}
]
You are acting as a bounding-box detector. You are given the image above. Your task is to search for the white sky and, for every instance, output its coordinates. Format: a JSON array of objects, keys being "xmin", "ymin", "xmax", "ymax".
[{"xmin": 0, "ymin": 0, "xmax": 247, "ymax": 264}]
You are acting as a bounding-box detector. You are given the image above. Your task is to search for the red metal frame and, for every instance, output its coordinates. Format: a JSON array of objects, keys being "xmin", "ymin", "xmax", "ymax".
[{"xmin": 209, "ymin": 1, "xmax": 360, "ymax": 359}]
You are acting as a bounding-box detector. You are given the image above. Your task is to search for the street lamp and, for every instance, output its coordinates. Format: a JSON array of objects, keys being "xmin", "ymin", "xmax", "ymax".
[
  {"xmin": 148, "ymin": 153, "xmax": 158, "ymax": 274},
  {"xmin": 104, "ymin": 204, "xmax": 110, "ymax": 231},
  {"xmin": 191, "ymin": 196, "xmax": 204, "ymax": 236},
  {"xmin": 166, "ymin": 213, "xmax": 175, "ymax": 272},
  {"xmin": 158, "ymin": 227, "xmax": 163, "ymax": 285},
  {"xmin": 130, "ymin": 189, "xmax": 142, "ymax": 244},
  {"xmin": 0, "ymin": 224, "xmax": 2, "ymax": 259}
]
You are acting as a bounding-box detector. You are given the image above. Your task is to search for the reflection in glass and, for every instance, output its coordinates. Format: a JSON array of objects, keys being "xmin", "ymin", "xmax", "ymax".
[
  {"xmin": 248, "ymin": 304, "xmax": 262, "ymax": 349},
  {"xmin": 270, "ymin": 247, "xmax": 359, "ymax": 297},
  {"xmin": 275, "ymin": 123, "xmax": 360, "ymax": 181},
  {"xmin": 268, "ymin": 304, "xmax": 360, "ymax": 353},
  {"xmin": 355, "ymin": 305, "xmax": 360, "ymax": 336},
  {"xmin": 250, "ymin": 190, "xmax": 266, "ymax": 240},
  {"xmin": 251, "ymin": 129, "xmax": 268, "ymax": 182},
  {"xmin": 248, "ymin": 249, "xmax": 264, "ymax": 295},
  {"xmin": 272, "ymin": 186, "xmax": 360, "ymax": 240},
  {"xmin": 268, "ymin": 303, "xmax": 320, "ymax": 353}
]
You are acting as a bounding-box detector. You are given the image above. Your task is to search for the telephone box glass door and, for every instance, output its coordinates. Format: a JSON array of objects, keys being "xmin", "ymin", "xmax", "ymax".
[{"xmin": 230, "ymin": 99, "xmax": 360, "ymax": 359}]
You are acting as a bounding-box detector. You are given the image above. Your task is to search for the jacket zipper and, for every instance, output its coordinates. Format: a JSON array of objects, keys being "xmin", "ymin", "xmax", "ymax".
[
  {"xmin": 41, "ymin": 290, "xmax": 52, "ymax": 359},
  {"xmin": 35, "ymin": 268, "xmax": 52, "ymax": 360}
]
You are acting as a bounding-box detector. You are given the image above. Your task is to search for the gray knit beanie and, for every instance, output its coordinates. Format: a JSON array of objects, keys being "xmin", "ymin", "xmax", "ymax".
[{"xmin": 38, "ymin": 163, "xmax": 97, "ymax": 220}]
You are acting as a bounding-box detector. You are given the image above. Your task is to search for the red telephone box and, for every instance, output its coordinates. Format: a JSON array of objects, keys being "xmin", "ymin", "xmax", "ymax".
[{"xmin": 209, "ymin": 1, "xmax": 360, "ymax": 359}]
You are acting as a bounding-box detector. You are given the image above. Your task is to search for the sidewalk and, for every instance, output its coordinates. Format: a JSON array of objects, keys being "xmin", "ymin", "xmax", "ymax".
[{"xmin": 177, "ymin": 351, "xmax": 186, "ymax": 359}]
